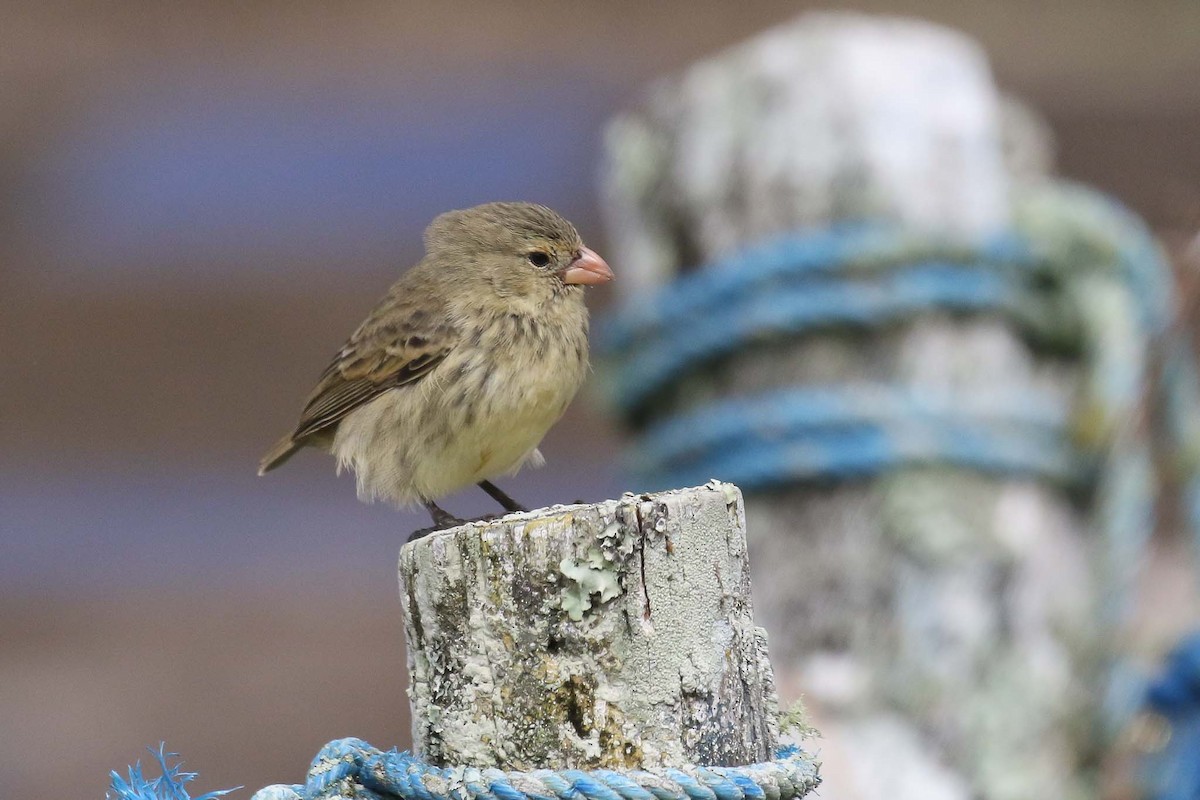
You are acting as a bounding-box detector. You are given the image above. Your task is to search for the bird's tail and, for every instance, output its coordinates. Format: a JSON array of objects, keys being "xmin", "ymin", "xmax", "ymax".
[{"xmin": 258, "ymin": 434, "xmax": 302, "ymax": 475}]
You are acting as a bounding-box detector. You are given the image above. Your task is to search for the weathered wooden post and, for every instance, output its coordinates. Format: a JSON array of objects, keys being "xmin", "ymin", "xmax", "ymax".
[
  {"xmin": 250, "ymin": 483, "xmax": 820, "ymax": 800},
  {"xmin": 398, "ymin": 482, "xmax": 783, "ymax": 770},
  {"xmin": 597, "ymin": 11, "xmax": 1172, "ymax": 800}
]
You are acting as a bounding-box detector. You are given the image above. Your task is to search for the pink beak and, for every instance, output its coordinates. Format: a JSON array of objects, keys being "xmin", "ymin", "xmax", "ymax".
[{"xmin": 560, "ymin": 246, "xmax": 613, "ymax": 286}]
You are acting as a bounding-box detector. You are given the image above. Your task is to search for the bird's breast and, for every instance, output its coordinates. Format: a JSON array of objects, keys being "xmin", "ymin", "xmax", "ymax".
[
  {"xmin": 445, "ymin": 310, "xmax": 587, "ymax": 471},
  {"xmin": 474, "ymin": 313, "xmax": 587, "ymax": 417}
]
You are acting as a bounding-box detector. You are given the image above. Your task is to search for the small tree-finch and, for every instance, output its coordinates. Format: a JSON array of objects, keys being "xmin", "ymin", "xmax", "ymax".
[{"xmin": 259, "ymin": 202, "xmax": 612, "ymax": 530}]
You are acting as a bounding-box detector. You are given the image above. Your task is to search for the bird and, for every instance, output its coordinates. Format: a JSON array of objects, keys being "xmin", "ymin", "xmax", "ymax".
[{"xmin": 258, "ymin": 202, "xmax": 613, "ymax": 535}]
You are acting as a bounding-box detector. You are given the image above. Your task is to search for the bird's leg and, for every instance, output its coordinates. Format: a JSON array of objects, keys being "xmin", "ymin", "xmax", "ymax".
[
  {"xmin": 477, "ymin": 480, "xmax": 528, "ymax": 514},
  {"xmin": 407, "ymin": 501, "xmax": 467, "ymax": 543},
  {"xmin": 424, "ymin": 500, "xmax": 466, "ymax": 528}
]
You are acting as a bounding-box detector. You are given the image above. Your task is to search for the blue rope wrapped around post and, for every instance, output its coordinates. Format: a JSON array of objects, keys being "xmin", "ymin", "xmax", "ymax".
[
  {"xmin": 599, "ymin": 184, "xmax": 1177, "ymax": 412},
  {"xmin": 249, "ymin": 740, "xmax": 819, "ymax": 800},
  {"xmin": 595, "ymin": 179, "xmax": 1200, "ymax": 792},
  {"xmin": 596, "ymin": 181, "xmax": 1200, "ymax": 591},
  {"xmin": 628, "ymin": 384, "xmax": 1083, "ymax": 492},
  {"xmin": 598, "ymin": 233, "xmax": 1049, "ymax": 418}
]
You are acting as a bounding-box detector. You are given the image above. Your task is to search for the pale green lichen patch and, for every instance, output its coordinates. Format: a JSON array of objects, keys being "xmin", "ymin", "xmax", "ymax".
[
  {"xmin": 560, "ymin": 555, "xmax": 623, "ymax": 621},
  {"xmin": 558, "ymin": 520, "xmax": 639, "ymax": 621},
  {"xmin": 779, "ymin": 697, "xmax": 821, "ymax": 741},
  {"xmin": 715, "ymin": 480, "xmax": 741, "ymax": 508}
]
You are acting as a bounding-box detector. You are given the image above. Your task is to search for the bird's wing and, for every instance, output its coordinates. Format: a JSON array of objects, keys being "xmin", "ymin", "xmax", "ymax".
[{"xmin": 289, "ymin": 296, "xmax": 456, "ymax": 441}]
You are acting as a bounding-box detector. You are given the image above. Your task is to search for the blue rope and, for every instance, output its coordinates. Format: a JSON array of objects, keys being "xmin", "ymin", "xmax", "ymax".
[
  {"xmin": 598, "ymin": 186, "xmax": 1178, "ymax": 418},
  {"xmin": 597, "ymin": 223, "xmax": 1033, "ymax": 354},
  {"xmin": 600, "ymin": 261, "xmax": 1043, "ymax": 416},
  {"xmin": 596, "ymin": 182, "xmax": 1200, "ymax": 564},
  {"xmin": 108, "ymin": 745, "xmax": 238, "ymax": 800},
  {"xmin": 628, "ymin": 384, "xmax": 1081, "ymax": 491},
  {"xmin": 1147, "ymin": 634, "xmax": 1200, "ymax": 715},
  {"xmin": 600, "ymin": 184, "xmax": 1174, "ymax": 357},
  {"xmin": 1139, "ymin": 633, "xmax": 1200, "ymax": 800},
  {"xmin": 249, "ymin": 740, "xmax": 819, "ymax": 800}
]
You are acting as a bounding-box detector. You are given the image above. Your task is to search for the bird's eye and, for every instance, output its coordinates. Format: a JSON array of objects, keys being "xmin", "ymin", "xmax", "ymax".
[{"xmin": 527, "ymin": 251, "xmax": 551, "ymax": 268}]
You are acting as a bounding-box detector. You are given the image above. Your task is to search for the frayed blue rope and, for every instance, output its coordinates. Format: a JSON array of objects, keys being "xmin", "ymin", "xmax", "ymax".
[
  {"xmin": 108, "ymin": 745, "xmax": 238, "ymax": 800},
  {"xmin": 250, "ymin": 739, "xmax": 819, "ymax": 800}
]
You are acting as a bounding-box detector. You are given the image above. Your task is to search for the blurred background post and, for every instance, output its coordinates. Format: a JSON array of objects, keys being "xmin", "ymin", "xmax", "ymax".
[
  {"xmin": 2, "ymin": 3, "xmax": 1199, "ymax": 800},
  {"xmin": 598, "ymin": 11, "xmax": 1200, "ymax": 800}
]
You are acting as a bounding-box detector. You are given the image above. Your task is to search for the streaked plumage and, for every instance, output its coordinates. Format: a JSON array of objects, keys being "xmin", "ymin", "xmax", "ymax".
[{"xmin": 259, "ymin": 202, "xmax": 612, "ymax": 529}]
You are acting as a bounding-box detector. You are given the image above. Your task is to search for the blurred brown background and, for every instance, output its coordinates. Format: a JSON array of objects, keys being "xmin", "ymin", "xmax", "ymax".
[{"xmin": 2, "ymin": 2, "xmax": 1199, "ymax": 798}]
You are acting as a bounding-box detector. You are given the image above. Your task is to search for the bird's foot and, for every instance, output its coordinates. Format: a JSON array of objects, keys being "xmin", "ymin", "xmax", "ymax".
[{"xmin": 408, "ymin": 501, "xmax": 468, "ymax": 542}]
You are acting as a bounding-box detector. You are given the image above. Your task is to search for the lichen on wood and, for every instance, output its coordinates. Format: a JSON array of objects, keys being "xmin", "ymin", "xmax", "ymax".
[{"xmin": 398, "ymin": 481, "xmax": 780, "ymax": 771}]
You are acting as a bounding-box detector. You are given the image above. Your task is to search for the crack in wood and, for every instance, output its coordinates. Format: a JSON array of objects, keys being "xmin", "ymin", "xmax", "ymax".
[{"xmin": 634, "ymin": 500, "xmax": 652, "ymax": 620}]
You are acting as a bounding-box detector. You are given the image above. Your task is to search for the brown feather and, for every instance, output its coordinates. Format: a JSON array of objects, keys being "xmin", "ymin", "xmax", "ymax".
[
  {"xmin": 257, "ymin": 434, "xmax": 302, "ymax": 475},
  {"xmin": 259, "ymin": 289, "xmax": 457, "ymax": 471}
]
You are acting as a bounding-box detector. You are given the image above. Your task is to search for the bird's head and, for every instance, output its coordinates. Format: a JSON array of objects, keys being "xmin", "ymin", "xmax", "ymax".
[{"xmin": 424, "ymin": 202, "xmax": 612, "ymax": 299}]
